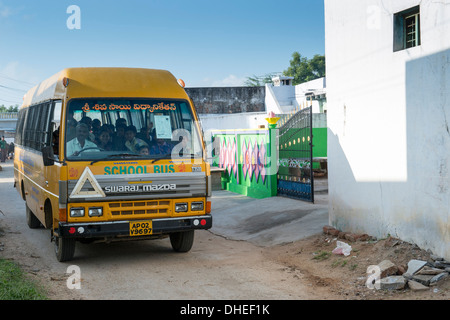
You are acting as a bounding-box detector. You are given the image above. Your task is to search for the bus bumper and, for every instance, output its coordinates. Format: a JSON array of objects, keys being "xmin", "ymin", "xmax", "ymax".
[{"xmin": 57, "ymin": 215, "xmax": 212, "ymax": 238}]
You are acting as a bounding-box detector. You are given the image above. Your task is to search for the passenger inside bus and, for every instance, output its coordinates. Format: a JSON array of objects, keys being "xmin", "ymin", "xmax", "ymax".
[
  {"xmin": 112, "ymin": 123, "xmax": 127, "ymax": 151},
  {"xmin": 150, "ymin": 138, "xmax": 172, "ymax": 155},
  {"xmin": 137, "ymin": 125, "xmax": 154, "ymax": 147},
  {"xmin": 94, "ymin": 127, "xmax": 113, "ymax": 151},
  {"xmin": 124, "ymin": 125, "xmax": 148, "ymax": 153},
  {"xmin": 64, "ymin": 98, "xmax": 201, "ymax": 160},
  {"xmin": 66, "ymin": 123, "xmax": 98, "ymax": 157},
  {"xmin": 79, "ymin": 117, "xmax": 95, "ymax": 142},
  {"xmin": 52, "ymin": 127, "xmax": 59, "ymax": 156},
  {"xmin": 91, "ymin": 119, "xmax": 101, "ymax": 137},
  {"xmin": 138, "ymin": 144, "xmax": 150, "ymax": 155}
]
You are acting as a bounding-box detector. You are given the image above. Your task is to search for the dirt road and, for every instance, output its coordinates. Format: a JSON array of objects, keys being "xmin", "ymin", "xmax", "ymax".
[
  {"xmin": 1, "ymin": 161, "xmax": 448, "ymax": 301},
  {"xmin": 0, "ymin": 162, "xmax": 319, "ymax": 300}
]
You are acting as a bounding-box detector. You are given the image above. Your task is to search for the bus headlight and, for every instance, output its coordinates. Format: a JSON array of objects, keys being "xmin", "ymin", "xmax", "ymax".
[
  {"xmin": 191, "ymin": 202, "xmax": 204, "ymax": 211},
  {"xmin": 175, "ymin": 203, "xmax": 188, "ymax": 212},
  {"xmin": 70, "ymin": 208, "xmax": 85, "ymax": 217},
  {"xmin": 88, "ymin": 207, "xmax": 103, "ymax": 217}
]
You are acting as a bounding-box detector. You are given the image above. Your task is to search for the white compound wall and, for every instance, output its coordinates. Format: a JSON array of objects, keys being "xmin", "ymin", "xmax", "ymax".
[{"xmin": 325, "ymin": 0, "xmax": 450, "ymax": 259}]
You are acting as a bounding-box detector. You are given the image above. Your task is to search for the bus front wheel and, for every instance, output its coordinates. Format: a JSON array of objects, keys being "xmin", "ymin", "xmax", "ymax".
[
  {"xmin": 170, "ymin": 230, "xmax": 194, "ymax": 252},
  {"xmin": 55, "ymin": 236, "xmax": 76, "ymax": 262}
]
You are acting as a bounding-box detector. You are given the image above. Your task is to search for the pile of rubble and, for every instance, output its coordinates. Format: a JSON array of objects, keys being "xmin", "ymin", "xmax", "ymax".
[
  {"xmin": 374, "ymin": 258, "xmax": 449, "ymax": 291},
  {"xmin": 322, "ymin": 225, "xmax": 449, "ymax": 291}
]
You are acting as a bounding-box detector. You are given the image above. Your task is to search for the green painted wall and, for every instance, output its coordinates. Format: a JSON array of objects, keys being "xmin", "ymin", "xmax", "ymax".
[
  {"xmin": 312, "ymin": 127, "xmax": 327, "ymax": 169},
  {"xmin": 212, "ymin": 118, "xmax": 327, "ymax": 198},
  {"xmin": 212, "ymin": 129, "xmax": 276, "ymax": 199}
]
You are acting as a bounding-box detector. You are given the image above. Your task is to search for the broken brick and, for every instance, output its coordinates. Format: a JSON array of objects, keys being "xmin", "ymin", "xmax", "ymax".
[{"xmin": 323, "ymin": 225, "xmax": 335, "ymax": 234}]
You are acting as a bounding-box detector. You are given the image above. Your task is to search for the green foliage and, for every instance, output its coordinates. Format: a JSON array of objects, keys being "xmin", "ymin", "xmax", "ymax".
[
  {"xmin": 245, "ymin": 52, "xmax": 325, "ymax": 87},
  {"xmin": 0, "ymin": 104, "xmax": 19, "ymax": 112},
  {"xmin": 283, "ymin": 52, "xmax": 325, "ymax": 85},
  {"xmin": 0, "ymin": 258, "xmax": 48, "ymax": 300},
  {"xmin": 245, "ymin": 73, "xmax": 278, "ymax": 87}
]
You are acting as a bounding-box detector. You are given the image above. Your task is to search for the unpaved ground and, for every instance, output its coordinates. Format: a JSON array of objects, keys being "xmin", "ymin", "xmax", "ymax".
[
  {"xmin": 0, "ymin": 224, "xmax": 83, "ymax": 300},
  {"xmin": 1, "ymin": 222, "xmax": 448, "ymax": 300},
  {"xmin": 0, "ymin": 222, "xmax": 318, "ymax": 300},
  {"xmin": 264, "ymin": 233, "xmax": 450, "ymax": 300},
  {"xmin": 0, "ymin": 160, "xmax": 448, "ymax": 300}
]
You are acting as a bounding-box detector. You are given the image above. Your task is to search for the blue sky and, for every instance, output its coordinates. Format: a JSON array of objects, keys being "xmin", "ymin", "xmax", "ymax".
[{"xmin": 0, "ymin": 0, "xmax": 325, "ymax": 106}]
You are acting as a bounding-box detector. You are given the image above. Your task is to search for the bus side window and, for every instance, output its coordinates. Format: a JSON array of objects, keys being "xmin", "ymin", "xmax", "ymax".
[
  {"xmin": 37, "ymin": 102, "xmax": 50, "ymax": 150},
  {"xmin": 24, "ymin": 106, "xmax": 36, "ymax": 148},
  {"xmin": 51, "ymin": 101, "xmax": 62, "ymax": 157},
  {"xmin": 34, "ymin": 104, "xmax": 44, "ymax": 150},
  {"xmin": 15, "ymin": 109, "xmax": 26, "ymax": 146}
]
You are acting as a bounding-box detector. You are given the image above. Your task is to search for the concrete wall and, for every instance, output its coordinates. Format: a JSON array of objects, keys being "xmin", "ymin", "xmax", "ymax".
[
  {"xmin": 264, "ymin": 84, "xmax": 283, "ymax": 114},
  {"xmin": 185, "ymin": 86, "xmax": 266, "ymax": 114},
  {"xmin": 325, "ymin": 0, "xmax": 450, "ymax": 259},
  {"xmin": 199, "ymin": 112, "xmax": 268, "ymax": 162},
  {"xmin": 271, "ymin": 85, "xmax": 295, "ymax": 108},
  {"xmin": 199, "ymin": 112, "xmax": 268, "ymax": 132}
]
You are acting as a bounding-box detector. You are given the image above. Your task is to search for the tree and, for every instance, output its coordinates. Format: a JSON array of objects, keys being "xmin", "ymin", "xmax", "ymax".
[
  {"xmin": 283, "ymin": 52, "xmax": 325, "ymax": 85},
  {"xmin": 245, "ymin": 73, "xmax": 278, "ymax": 87},
  {"xmin": 308, "ymin": 54, "xmax": 326, "ymax": 79},
  {"xmin": 0, "ymin": 104, "xmax": 18, "ymax": 112},
  {"xmin": 7, "ymin": 105, "xmax": 19, "ymax": 112}
]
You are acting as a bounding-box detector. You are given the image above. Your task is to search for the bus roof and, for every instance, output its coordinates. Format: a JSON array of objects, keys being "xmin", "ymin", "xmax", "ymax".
[{"xmin": 22, "ymin": 68, "xmax": 189, "ymax": 107}]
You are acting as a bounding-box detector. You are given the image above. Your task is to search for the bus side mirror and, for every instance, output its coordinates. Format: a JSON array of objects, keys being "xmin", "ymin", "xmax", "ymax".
[{"xmin": 42, "ymin": 146, "xmax": 55, "ymax": 166}]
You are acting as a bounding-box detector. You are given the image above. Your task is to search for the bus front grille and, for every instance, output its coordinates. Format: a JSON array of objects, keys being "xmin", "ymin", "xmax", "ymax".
[{"xmin": 109, "ymin": 200, "xmax": 171, "ymax": 216}]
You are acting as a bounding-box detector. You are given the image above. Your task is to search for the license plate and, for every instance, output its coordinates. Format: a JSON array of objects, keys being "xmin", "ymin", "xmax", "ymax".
[{"xmin": 129, "ymin": 221, "xmax": 153, "ymax": 236}]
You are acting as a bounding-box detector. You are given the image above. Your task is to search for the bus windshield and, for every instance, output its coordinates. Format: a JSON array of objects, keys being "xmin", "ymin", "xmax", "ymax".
[{"xmin": 65, "ymin": 98, "xmax": 203, "ymax": 161}]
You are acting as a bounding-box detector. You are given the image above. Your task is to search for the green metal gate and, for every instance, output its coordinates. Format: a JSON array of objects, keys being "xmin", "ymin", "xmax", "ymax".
[{"xmin": 277, "ymin": 106, "xmax": 314, "ymax": 202}]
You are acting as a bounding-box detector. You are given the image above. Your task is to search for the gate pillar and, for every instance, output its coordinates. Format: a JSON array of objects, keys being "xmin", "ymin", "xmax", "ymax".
[{"xmin": 266, "ymin": 115, "xmax": 280, "ymax": 197}]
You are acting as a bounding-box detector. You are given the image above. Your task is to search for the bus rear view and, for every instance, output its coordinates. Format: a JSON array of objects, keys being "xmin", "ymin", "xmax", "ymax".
[{"xmin": 14, "ymin": 68, "xmax": 212, "ymax": 262}]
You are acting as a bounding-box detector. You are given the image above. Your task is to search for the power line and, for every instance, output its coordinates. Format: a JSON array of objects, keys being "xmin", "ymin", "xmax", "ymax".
[
  {"xmin": 0, "ymin": 84, "xmax": 27, "ymax": 93},
  {"xmin": 0, "ymin": 88, "xmax": 24, "ymax": 101},
  {"xmin": 0, "ymin": 97, "xmax": 21, "ymax": 104},
  {"xmin": 0, "ymin": 73, "xmax": 34, "ymax": 86},
  {"xmin": 0, "ymin": 85, "xmax": 24, "ymax": 95},
  {"xmin": 0, "ymin": 92, "xmax": 23, "ymax": 101}
]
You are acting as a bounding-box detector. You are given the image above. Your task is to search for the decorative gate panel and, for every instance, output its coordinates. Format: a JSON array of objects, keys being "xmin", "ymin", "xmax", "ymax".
[
  {"xmin": 212, "ymin": 129, "xmax": 275, "ymax": 199},
  {"xmin": 277, "ymin": 107, "xmax": 314, "ymax": 202}
]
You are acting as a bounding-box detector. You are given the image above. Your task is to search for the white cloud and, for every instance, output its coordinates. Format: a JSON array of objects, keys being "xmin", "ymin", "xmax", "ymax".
[
  {"xmin": 0, "ymin": 61, "xmax": 39, "ymax": 105},
  {"xmin": 1, "ymin": 61, "xmax": 19, "ymax": 76},
  {"xmin": 200, "ymin": 74, "xmax": 246, "ymax": 87},
  {"xmin": 1, "ymin": 61, "xmax": 40, "ymax": 85},
  {"xmin": 0, "ymin": 2, "xmax": 12, "ymax": 18}
]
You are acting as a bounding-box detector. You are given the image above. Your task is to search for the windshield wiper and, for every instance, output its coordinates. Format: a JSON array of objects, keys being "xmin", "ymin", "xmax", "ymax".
[
  {"xmin": 90, "ymin": 153, "xmax": 137, "ymax": 165},
  {"xmin": 151, "ymin": 153, "xmax": 172, "ymax": 164}
]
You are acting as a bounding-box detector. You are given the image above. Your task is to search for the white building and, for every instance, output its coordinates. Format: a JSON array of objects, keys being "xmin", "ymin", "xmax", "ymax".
[
  {"xmin": 200, "ymin": 77, "xmax": 327, "ymax": 134},
  {"xmin": 325, "ymin": 0, "xmax": 450, "ymax": 259},
  {"xmin": 265, "ymin": 76, "xmax": 326, "ymax": 115}
]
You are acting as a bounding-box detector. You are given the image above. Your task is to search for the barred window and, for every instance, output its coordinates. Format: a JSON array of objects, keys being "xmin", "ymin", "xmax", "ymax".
[{"xmin": 394, "ymin": 6, "xmax": 420, "ymax": 52}]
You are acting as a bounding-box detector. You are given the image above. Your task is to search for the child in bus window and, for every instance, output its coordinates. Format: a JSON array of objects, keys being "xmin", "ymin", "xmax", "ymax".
[
  {"xmin": 95, "ymin": 128, "xmax": 113, "ymax": 151},
  {"xmin": 138, "ymin": 145, "xmax": 149, "ymax": 156},
  {"xmin": 124, "ymin": 125, "xmax": 148, "ymax": 153}
]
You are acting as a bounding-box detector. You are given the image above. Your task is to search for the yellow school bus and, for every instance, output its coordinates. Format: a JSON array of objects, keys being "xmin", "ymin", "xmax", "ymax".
[{"xmin": 14, "ymin": 68, "xmax": 212, "ymax": 262}]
